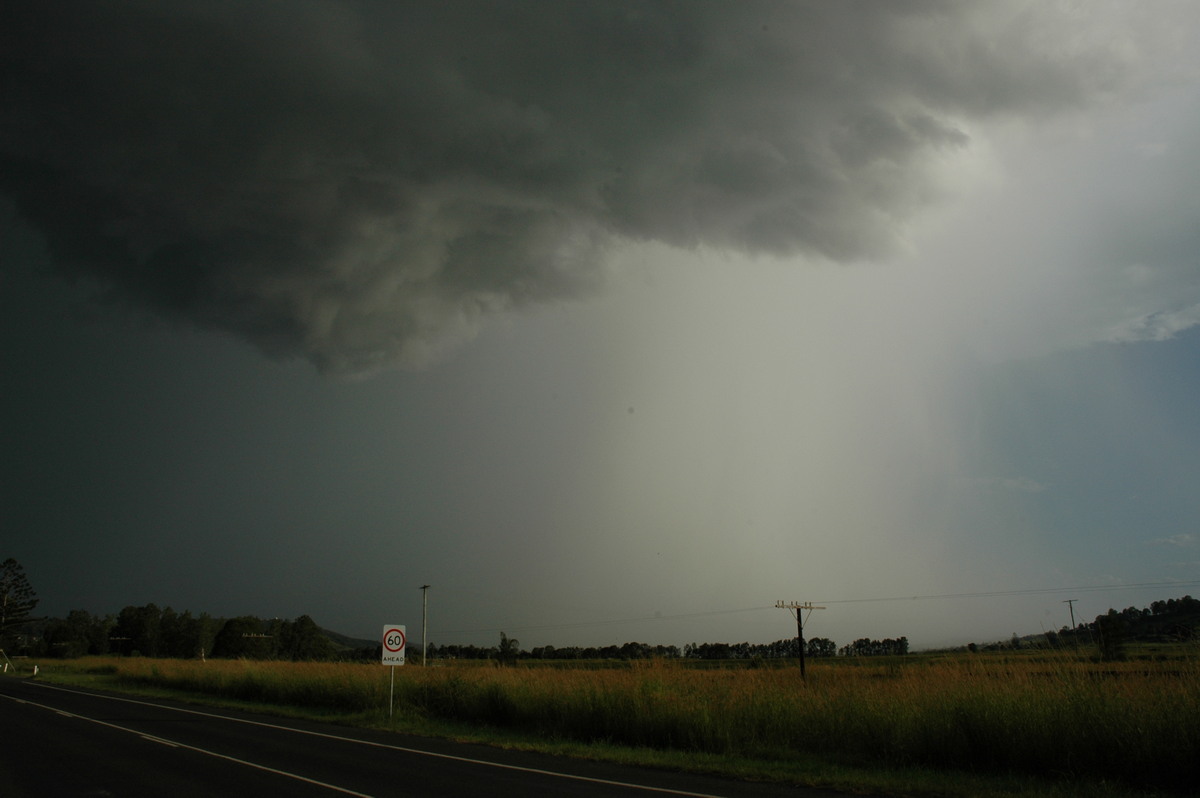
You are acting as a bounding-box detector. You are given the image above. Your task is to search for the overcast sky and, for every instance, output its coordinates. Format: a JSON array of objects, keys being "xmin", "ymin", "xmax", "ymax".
[{"xmin": 4, "ymin": 1, "xmax": 1200, "ymax": 651}]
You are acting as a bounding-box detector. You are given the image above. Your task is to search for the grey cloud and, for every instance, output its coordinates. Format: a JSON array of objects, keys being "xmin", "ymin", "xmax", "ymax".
[
  {"xmin": 0, "ymin": 1, "xmax": 1136, "ymax": 372},
  {"xmin": 1106, "ymin": 303, "xmax": 1200, "ymax": 344},
  {"xmin": 1150, "ymin": 534, "xmax": 1196, "ymax": 548}
]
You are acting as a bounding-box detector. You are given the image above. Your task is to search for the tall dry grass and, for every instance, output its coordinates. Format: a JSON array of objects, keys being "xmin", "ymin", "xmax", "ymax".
[
  {"xmin": 100, "ymin": 658, "xmax": 389, "ymax": 713},
  {"xmin": 49, "ymin": 653, "xmax": 1199, "ymax": 790}
]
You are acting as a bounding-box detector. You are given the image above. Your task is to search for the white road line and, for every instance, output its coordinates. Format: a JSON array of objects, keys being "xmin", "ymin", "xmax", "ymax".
[
  {"xmin": 3, "ymin": 693, "xmax": 373, "ymax": 797},
  {"xmin": 141, "ymin": 734, "xmax": 180, "ymax": 747},
  {"xmin": 26, "ymin": 682, "xmax": 732, "ymax": 797}
]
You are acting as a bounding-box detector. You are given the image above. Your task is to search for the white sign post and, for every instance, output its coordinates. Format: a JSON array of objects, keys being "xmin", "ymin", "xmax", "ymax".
[{"xmin": 382, "ymin": 624, "xmax": 406, "ymax": 717}]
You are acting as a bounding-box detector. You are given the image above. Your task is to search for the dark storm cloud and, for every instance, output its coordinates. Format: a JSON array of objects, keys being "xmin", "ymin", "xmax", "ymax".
[{"xmin": 1, "ymin": 1, "xmax": 1126, "ymax": 372}]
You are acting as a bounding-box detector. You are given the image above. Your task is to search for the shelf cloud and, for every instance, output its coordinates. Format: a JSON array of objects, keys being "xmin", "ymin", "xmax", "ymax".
[{"xmin": 1, "ymin": 1, "xmax": 1141, "ymax": 372}]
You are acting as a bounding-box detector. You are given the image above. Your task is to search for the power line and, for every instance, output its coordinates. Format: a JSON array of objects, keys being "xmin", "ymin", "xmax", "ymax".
[
  {"xmin": 434, "ymin": 580, "xmax": 1200, "ymax": 638},
  {"xmin": 812, "ymin": 580, "xmax": 1200, "ymax": 605},
  {"xmin": 437, "ymin": 606, "xmax": 768, "ymax": 637}
]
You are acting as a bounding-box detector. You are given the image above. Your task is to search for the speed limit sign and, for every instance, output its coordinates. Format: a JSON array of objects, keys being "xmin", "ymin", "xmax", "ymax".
[{"xmin": 382, "ymin": 625, "xmax": 406, "ymax": 665}]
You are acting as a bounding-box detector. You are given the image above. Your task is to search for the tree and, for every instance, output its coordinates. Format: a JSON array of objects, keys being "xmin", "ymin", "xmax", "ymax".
[
  {"xmin": 0, "ymin": 558, "xmax": 39, "ymax": 641},
  {"xmin": 279, "ymin": 615, "xmax": 335, "ymax": 661},
  {"xmin": 806, "ymin": 637, "xmax": 837, "ymax": 658},
  {"xmin": 112, "ymin": 604, "xmax": 163, "ymax": 657},
  {"xmin": 41, "ymin": 610, "xmax": 111, "ymax": 658},
  {"xmin": 497, "ymin": 631, "xmax": 520, "ymax": 664},
  {"xmin": 1096, "ymin": 609, "xmax": 1127, "ymax": 661},
  {"xmin": 160, "ymin": 610, "xmax": 217, "ymax": 659},
  {"xmin": 211, "ymin": 616, "xmax": 272, "ymax": 659}
]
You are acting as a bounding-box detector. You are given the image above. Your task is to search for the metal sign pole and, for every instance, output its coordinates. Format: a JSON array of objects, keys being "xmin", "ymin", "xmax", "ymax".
[
  {"xmin": 382, "ymin": 624, "xmax": 407, "ymax": 717},
  {"xmin": 420, "ymin": 584, "xmax": 430, "ymax": 666}
]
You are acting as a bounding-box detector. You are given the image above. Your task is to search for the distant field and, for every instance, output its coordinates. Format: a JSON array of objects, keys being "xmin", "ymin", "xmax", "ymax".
[{"xmin": 26, "ymin": 646, "xmax": 1200, "ymax": 797}]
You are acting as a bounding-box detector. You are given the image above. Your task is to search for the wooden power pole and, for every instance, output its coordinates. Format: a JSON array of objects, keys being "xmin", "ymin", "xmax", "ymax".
[
  {"xmin": 775, "ymin": 601, "xmax": 826, "ymax": 681},
  {"xmin": 1063, "ymin": 598, "xmax": 1078, "ymax": 630}
]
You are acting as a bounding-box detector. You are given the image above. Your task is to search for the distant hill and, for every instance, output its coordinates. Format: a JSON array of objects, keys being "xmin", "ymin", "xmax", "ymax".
[{"xmin": 320, "ymin": 628, "xmax": 377, "ymax": 652}]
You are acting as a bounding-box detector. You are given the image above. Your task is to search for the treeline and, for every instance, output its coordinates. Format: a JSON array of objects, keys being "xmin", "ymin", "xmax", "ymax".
[
  {"xmin": 22, "ymin": 595, "xmax": 1193, "ymax": 664},
  {"xmin": 434, "ymin": 641, "xmax": 685, "ymax": 661},
  {"xmin": 431, "ymin": 636, "xmax": 907, "ymax": 662},
  {"xmin": 1044, "ymin": 595, "xmax": 1199, "ymax": 660},
  {"xmin": 837, "ymin": 637, "xmax": 910, "ymax": 657},
  {"xmin": 961, "ymin": 595, "xmax": 1200, "ymax": 658},
  {"xmin": 1056, "ymin": 595, "xmax": 1200, "ymax": 644},
  {"xmin": 683, "ymin": 637, "xmax": 839, "ymax": 659},
  {"xmin": 9, "ymin": 605, "xmax": 371, "ymax": 661},
  {"xmin": 13, "ymin": 604, "xmax": 912, "ymax": 664}
]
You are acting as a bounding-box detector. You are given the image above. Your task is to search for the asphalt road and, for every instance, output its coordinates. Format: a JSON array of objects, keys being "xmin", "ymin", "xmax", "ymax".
[{"xmin": 0, "ymin": 676, "xmax": 848, "ymax": 797}]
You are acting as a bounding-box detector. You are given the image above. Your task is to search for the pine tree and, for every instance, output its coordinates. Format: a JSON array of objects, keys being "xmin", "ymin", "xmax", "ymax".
[{"xmin": 0, "ymin": 558, "xmax": 39, "ymax": 638}]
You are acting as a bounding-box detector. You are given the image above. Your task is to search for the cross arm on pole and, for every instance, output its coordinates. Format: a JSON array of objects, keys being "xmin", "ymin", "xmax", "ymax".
[{"xmin": 775, "ymin": 600, "xmax": 826, "ymax": 620}]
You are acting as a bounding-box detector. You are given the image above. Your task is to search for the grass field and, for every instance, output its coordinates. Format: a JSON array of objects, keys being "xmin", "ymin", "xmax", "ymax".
[{"xmin": 20, "ymin": 646, "xmax": 1200, "ymax": 797}]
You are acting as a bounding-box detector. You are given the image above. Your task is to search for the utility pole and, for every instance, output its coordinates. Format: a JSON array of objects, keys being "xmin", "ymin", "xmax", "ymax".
[
  {"xmin": 419, "ymin": 584, "xmax": 430, "ymax": 666},
  {"xmin": 775, "ymin": 601, "xmax": 826, "ymax": 681},
  {"xmin": 1063, "ymin": 598, "xmax": 1078, "ymax": 631}
]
